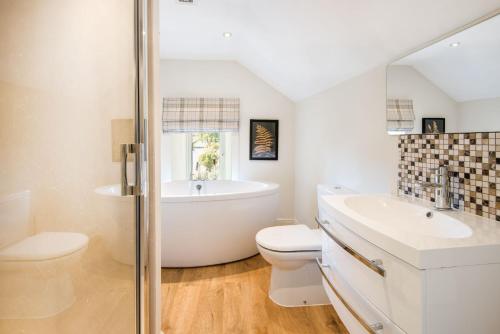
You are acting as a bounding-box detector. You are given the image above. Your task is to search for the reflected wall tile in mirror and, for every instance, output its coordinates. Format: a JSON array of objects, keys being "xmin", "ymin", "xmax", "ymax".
[{"xmin": 398, "ymin": 132, "xmax": 499, "ymax": 221}]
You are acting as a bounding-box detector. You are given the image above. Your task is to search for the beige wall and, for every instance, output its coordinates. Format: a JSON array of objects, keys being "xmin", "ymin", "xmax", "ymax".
[
  {"xmin": 294, "ymin": 66, "xmax": 399, "ymax": 226},
  {"xmin": 147, "ymin": 0, "xmax": 162, "ymax": 332},
  {"xmin": 0, "ymin": 0, "xmax": 135, "ymax": 236},
  {"xmin": 160, "ymin": 59, "xmax": 296, "ymax": 220},
  {"xmin": 0, "ymin": 0, "xmax": 139, "ymax": 332}
]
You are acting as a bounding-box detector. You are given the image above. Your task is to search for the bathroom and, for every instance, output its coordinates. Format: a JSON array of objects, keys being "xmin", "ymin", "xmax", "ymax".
[{"xmin": 1, "ymin": 1, "xmax": 500, "ymax": 333}]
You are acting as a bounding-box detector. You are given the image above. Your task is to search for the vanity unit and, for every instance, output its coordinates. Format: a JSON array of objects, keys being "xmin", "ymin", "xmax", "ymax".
[{"xmin": 317, "ymin": 194, "xmax": 500, "ymax": 334}]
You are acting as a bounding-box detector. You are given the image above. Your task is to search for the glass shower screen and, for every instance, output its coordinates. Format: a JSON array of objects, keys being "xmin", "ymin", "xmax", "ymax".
[{"xmin": 0, "ymin": 0, "xmax": 148, "ymax": 333}]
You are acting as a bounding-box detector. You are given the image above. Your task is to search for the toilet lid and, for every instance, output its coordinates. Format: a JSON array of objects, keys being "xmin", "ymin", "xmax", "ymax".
[
  {"xmin": 0, "ymin": 232, "xmax": 89, "ymax": 262},
  {"xmin": 256, "ymin": 224, "xmax": 321, "ymax": 252}
]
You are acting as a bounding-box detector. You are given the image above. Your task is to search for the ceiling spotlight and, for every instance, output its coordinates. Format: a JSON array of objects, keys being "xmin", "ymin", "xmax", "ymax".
[
  {"xmin": 449, "ymin": 42, "xmax": 461, "ymax": 48},
  {"xmin": 222, "ymin": 32, "xmax": 233, "ymax": 39}
]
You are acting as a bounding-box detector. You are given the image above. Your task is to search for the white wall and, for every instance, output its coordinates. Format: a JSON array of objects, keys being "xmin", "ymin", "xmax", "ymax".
[
  {"xmin": 163, "ymin": 134, "xmax": 188, "ymax": 181},
  {"xmin": 458, "ymin": 97, "xmax": 500, "ymax": 132},
  {"xmin": 387, "ymin": 65, "xmax": 459, "ymax": 133},
  {"xmin": 294, "ymin": 67, "xmax": 399, "ymax": 227},
  {"xmin": 160, "ymin": 60, "xmax": 295, "ymax": 220}
]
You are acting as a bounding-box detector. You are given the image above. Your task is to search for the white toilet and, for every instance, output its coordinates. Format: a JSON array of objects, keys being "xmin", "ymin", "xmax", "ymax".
[
  {"xmin": 0, "ymin": 191, "xmax": 89, "ymax": 319},
  {"xmin": 256, "ymin": 184, "xmax": 355, "ymax": 307},
  {"xmin": 256, "ymin": 224, "xmax": 327, "ymax": 307}
]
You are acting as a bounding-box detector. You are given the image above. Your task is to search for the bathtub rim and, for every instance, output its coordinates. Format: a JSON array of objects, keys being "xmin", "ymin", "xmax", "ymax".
[
  {"xmin": 161, "ymin": 180, "xmax": 279, "ymax": 203},
  {"xmin": 94, "ymin": 185, "xmax": 135, "ymax": 203}
]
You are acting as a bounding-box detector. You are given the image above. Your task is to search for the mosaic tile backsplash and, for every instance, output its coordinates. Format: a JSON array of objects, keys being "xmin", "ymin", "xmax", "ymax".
[{"xmin": 398, "ymin": 132, "xmax": 500, "ymax": 222}]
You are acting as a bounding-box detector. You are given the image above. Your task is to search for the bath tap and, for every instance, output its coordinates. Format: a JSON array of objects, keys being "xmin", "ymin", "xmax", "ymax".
[
  {"xmin": 192, "ymin": 173, "xmax": 206, "ymax": 181},
  {"xmin": 192, "ymin": 162, "xmax": 201, "ymax": 181}
]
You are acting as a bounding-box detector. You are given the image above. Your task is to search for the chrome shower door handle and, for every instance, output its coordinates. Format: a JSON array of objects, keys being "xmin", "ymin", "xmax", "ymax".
[{"xmin": 121, "ymin": 143, "xmax": 141, "ymax": 196}]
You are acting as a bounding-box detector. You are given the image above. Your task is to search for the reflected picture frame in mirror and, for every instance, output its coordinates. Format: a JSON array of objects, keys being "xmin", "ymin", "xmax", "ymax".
[{"xmin": 422, "ymin": 118, "xmax": 445, "ymax": 134}]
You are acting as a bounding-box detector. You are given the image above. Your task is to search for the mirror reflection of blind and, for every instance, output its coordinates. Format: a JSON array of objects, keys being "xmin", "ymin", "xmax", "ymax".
[
  {"xmin": 163, "ymin": 97, "xmax": 240, "ymax": 133},
  {"xmin": 387, "ymin": 99, "xmax": 415, "ymax": 132}
]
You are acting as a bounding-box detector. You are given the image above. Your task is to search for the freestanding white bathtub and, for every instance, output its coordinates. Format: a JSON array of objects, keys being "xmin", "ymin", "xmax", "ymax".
[{"xmin": 161, "ymin": 180, "xmax": 279, "ymax": 267}]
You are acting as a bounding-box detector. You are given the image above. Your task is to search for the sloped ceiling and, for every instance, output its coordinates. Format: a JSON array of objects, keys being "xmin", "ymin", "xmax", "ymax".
[{"xmin": 159, "ymin": 0, "xmax": 500, "ymax": 101}]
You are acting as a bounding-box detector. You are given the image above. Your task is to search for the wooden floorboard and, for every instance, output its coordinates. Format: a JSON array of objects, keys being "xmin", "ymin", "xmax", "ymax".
[{"xmin": 161, "ymin": 255, "xmax": 348, "ymax": 334}]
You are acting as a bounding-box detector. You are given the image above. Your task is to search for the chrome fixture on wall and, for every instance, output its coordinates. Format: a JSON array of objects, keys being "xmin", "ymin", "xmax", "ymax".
[{"xmin": 419, "ymin": 166, "xmax": 452, "ymax": 210}]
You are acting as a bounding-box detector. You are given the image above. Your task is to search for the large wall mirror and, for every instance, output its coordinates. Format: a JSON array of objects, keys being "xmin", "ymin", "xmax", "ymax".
[{"xmin": 386, "ymin": 12, "xmax": 500, "ymax": 135}]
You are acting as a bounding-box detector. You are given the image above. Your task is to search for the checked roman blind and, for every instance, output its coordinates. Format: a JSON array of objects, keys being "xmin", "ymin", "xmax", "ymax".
[
  {"xmin": 386, "ymin": 98, "xmax": 415, "ymax": 132},
  {"xmin": 162, "ymin": 97, "xmax": 240, "ymax": 133}
]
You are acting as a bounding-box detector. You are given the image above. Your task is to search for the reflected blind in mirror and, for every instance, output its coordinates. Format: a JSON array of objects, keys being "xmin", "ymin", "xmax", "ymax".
[{"xmin": 387, "ymin": 98, "xmax": 415, "ymax": 132}]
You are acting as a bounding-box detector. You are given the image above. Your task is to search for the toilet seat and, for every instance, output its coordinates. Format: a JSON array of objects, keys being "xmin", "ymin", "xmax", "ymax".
[
  {"xmin": 0, "ymin": 232, "xmax": 89, "ymax": 262},
  {"xmin": 256, "ymin": 224, "xmax": 321, "ymax": 252}
]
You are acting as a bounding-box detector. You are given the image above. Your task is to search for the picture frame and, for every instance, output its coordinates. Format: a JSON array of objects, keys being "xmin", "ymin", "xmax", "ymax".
[
  {"xmin": 422, "ymin": 118, "xmax": 445, "ymax": 134},
  {"xmin": 249, "ymin": 119, "xmax": 279, "ymax": 160}
]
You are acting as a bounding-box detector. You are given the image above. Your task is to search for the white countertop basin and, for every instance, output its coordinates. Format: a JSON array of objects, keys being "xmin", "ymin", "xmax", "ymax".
[
  {"xmin": 344, "ymin": 195, "xmax": 473, "ymax": 239},
  {"xmin": 320, "ymin": 194, "xmax": 500, "ymax": 269}
]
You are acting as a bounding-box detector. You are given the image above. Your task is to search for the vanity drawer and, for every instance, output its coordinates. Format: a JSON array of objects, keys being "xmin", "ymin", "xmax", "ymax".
[
  {"xmin": 319, "ymin": 217, "xmax": 424, "ymax": 334},
  {"xmin": 318, "ymin": 258, "xmax": 407, "ymax": 334}
]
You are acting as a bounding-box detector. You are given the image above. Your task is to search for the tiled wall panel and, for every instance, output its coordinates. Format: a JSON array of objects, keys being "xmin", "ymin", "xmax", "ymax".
[{"xmin": 398, "ymin": 132, "xmax": 500, "ymax": 221}]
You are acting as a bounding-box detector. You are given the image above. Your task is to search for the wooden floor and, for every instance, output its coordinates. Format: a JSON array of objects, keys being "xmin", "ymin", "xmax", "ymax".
[{"xmin": 161, "ymin": 255, "xmax": 348, "ymax": 334}]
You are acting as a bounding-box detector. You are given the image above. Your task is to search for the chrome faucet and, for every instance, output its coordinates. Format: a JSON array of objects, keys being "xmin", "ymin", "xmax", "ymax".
[
  {"xmin": 420, "ymin": 166, "xmax": 452, "ymax": 210},
  {"xmin": 192, "ymin": 162, "xmax": 207, "ymax": 181},
  {"xmin": 192, "ymin": 162, "xmax": 206, "ymax": 195}
]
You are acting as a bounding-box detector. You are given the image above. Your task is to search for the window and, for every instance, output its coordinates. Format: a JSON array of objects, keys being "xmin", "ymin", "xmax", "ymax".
[
  {"xmin": 161, "ymin": 97, "xmax": 240, "ymax": 181},
  {"xmin": 162, "ymin": 132, "xmax": 236, "ymax": 181},
  {"xmin": 190, "ymin": 133, "xmax": 221, "ymax": 180}
]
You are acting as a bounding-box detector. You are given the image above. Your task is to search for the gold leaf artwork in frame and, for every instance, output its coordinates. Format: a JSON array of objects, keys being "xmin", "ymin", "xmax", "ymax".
[{"xmin": 253, "ymin": 124, "xmax": 274, "ymax": 155}]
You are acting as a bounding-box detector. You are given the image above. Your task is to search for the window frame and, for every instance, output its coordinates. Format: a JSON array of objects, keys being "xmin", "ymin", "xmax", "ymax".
[{"xmin": 186, "ymin": 132, "xmax": 228, "ymax": 180}]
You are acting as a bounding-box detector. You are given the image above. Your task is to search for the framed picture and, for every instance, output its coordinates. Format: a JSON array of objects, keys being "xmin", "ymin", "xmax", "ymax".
[
  {"xmin": 249, "ymin": 119, "xmax": 279, "ymax": 160},
  {"xmin": 422, "ymin": 118, "xmax": 445, "ymax": 134}
]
